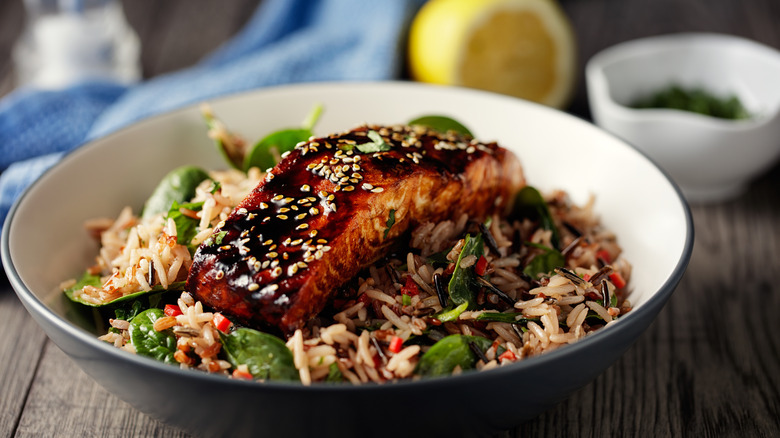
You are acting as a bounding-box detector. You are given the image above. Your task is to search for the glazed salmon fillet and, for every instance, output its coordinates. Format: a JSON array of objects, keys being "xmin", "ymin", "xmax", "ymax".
[{"xmin": 186, "ymin": 124, "xmax": 524, "ymax": 333}]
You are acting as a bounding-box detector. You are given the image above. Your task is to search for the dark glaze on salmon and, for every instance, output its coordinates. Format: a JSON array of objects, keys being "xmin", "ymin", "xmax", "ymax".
[{"xmin": 186, "ymin": 124, "xmax": 524, "ymax": 334}]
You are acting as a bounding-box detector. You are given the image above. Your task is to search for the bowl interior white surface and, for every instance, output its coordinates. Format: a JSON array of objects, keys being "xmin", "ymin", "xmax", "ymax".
[{"xmin": 2, "ymin": 82, "xmax": 693, "ymax": 436}]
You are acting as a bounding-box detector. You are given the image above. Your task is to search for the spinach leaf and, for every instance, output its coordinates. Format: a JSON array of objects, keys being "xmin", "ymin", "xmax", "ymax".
[
  {"xmin": 383, "ymin": 209, "xmax": 396, "ymax": 239},
  {"xmin": 448, "ymin": 233, "xmax": 484, "ymax": 306},
  {"xmin": 63, "ymin": 271, "xmax": 102, "ymax": 302},
  {"xmin": 244, "ymin": 128, "xmax": 311, "ymax": 171},
  {"xmin": 166, "ymin": 201, "xmax": 204, "ymax": 250},
  {"xmin": 408, "ymin": 115, "xmax": 473, "ymax": 137},
  {"xmin": 64, "ymin": 273, "xmax": 185, "ymax": 308},
  {"xmin": 129, "ymin": 308, "xmax": 177, "ymax": 364},
  {"xmin": 220, "ymin": 328, "xmax": 299, "ymax": 382},
  {"xmin": 522, "ymin": 242, "xmax": 565, "ymax": 279},
  {"xmin": 243, "ymin": 104, "xmax": 323, "ymax": 171},
  {"xmin": 114, "ymin": 300, "xmax": 144, "ymax": 321},
  {"xmin": 142, "ymin": 165, "xmax": 210, "ymax": 221},
  {"xmin": 415, "ymin": 334, "xmax": 492, "ymax": 377},
  {"xmin": 356, "ymin": 130, "xmax": 392, "ymax": 153},
  {"xmin": 510, "ymin": 186, "xmax": 561, "ymax": 250}
]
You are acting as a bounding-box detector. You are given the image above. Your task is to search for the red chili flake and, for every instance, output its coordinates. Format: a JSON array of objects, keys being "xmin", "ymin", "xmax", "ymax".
[
  {"xmin": 212, "ymin": 313, "xmax": 231, "ymax": 333},
  {"xmin": 475, "ymin": 255, "xmax": 488, "ymax": 276},
  {"xmin": 401, "ymin": 275, "xmax": 419, "ymax": 296},
  {"xmin": 498, "ymin": 350, "xmax": 517, "ymax": 362},
  {"xmin": 582, "ymin": 273, "xmax": 592, "ymax": 282},
  {"xmin": 388, "ymin": 336, "xmax": 403, "ymax": 353},
  {"xmin": 164, "ymin": 304, "xmax": 182, "ymax": 317}
]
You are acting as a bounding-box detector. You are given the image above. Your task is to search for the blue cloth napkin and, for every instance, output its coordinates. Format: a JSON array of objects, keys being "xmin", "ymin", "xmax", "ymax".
[{"xmin": 0, "ymin": 0, "xmax": 425, "ymax": 225}]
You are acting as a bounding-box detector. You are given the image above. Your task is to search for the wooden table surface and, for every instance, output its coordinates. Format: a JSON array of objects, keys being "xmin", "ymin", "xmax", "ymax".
[{"xmin": 1, "ymin": 0, "xmax": 779, "ymax": 436}]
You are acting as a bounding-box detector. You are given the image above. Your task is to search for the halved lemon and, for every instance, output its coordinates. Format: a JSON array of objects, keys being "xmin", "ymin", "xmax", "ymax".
[{"xmin": 408, "ymin": 0, "xmax": 577, "ymax": 109}]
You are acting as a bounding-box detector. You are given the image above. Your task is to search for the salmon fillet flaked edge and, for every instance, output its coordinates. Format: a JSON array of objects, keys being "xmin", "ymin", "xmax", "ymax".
[{"xmin": 186, "ymin": 124, "xmax": 525, "ymax": 334}]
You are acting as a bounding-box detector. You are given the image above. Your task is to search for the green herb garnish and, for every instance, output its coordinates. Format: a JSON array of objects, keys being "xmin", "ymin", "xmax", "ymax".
[
  {"xmin": 356, "ymin": 130, "xmax": 393, "ymax": 153},
  {"xmin": 326, "ymin": 362, "xmax": 343, "ymax": 383},
  {"xmin": 166, "ymin": 201, "xmax": 204, "ymax": 250},
  {"xmin": 384, "ymin": 209, "xmax": 396, "ymax": 239},
  {"xmin": 474, "ymin": 312, "xmax": 540, "ymax": 324},
  {"xmin": 435, "ymin": 302, "xmax": 468, "ymax": 322},
  {"xmin": 631, "ymin": 84, "xmax": 750, "ymax": 120}
]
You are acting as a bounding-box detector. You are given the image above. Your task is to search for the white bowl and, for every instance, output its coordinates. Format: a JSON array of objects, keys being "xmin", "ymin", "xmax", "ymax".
[
  {"xmin": 2, "ymin": 82, "xmax": 693, "ymax": 437},
  {"xmin": 586, "ymin": 33, "xmax": 780, "ymax": 203}
]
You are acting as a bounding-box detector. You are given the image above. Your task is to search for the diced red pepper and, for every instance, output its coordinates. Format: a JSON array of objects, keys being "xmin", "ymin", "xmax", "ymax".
[
  {"xmin": 164, "ymin": 304, "xmax": 182, "ymax": 317},
  {"xmin": 596, "ymin": 249, "xmax": 612, "ymax": 264},
  {"xmin": 388, "ymin": 336, "xmax": 403, "ymax": 353},
  {"xmin": 232, "ymin": 368, "xmax": 253, "ymax": 380},
  {"xmin": 609, "ymin": 272, "xmax": 627, "ymax": 289},
  {"xmin": 401, "ymin": 276, "xmax": 419, "ymax": 296},
  {"xmin": 212, "ymin": 312, "xmax": 231, "ymax": 333},
  {"xmin": 498, "ymin": 350, "xmax": 517, "ymax": 362},
  {"xmin": 582, "ymin": 273, "xmax": 592, "ymax": 282},
  {"xmin": 475, "ymin": 255, "xmax": 488, "ymax": 276}
]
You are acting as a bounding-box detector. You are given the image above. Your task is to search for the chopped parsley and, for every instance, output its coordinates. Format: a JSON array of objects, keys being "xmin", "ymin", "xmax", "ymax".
[
  {"xmin": 384, "ymin": 209, "xmax": 396, "ymax": 239},
  {"xmin": 356, "ymin": 130, "xmax": 392, "ymax": 153}
]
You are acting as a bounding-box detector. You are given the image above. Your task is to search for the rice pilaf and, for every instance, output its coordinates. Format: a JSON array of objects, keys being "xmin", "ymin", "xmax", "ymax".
[{"xmin": 73, "ymin": 168, "xmax": 631, "ymax": 385}]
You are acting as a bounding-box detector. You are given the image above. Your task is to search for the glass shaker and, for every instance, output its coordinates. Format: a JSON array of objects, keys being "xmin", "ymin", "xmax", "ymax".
[{"xmin": 12, "ymin": 0, "xmax": 141, "ymax": 89}]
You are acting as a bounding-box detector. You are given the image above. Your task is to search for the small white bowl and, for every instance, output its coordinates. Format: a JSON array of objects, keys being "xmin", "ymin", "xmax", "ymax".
[{"xmin": 586, "ymin": 33, "xmax": 780, "ymax": 203}]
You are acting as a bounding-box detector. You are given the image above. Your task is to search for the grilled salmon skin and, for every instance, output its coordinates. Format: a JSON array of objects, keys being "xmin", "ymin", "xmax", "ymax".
[{"xmin": 186, "ymin": 124, "xmax": 524, "ymax": 333}]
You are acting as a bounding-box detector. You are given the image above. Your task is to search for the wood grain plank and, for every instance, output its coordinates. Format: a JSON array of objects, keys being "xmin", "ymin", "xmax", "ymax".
[
  {"xmin": 0, "ymin": 281, "xmax": 49, "ymax": 438},
  {"xmin": 14, "ymin": 341, "xmax": 188, "ymax": 438},
  {"xmin": 1, "ymin": 0, "xmax": 779, "ymax": 437}
]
